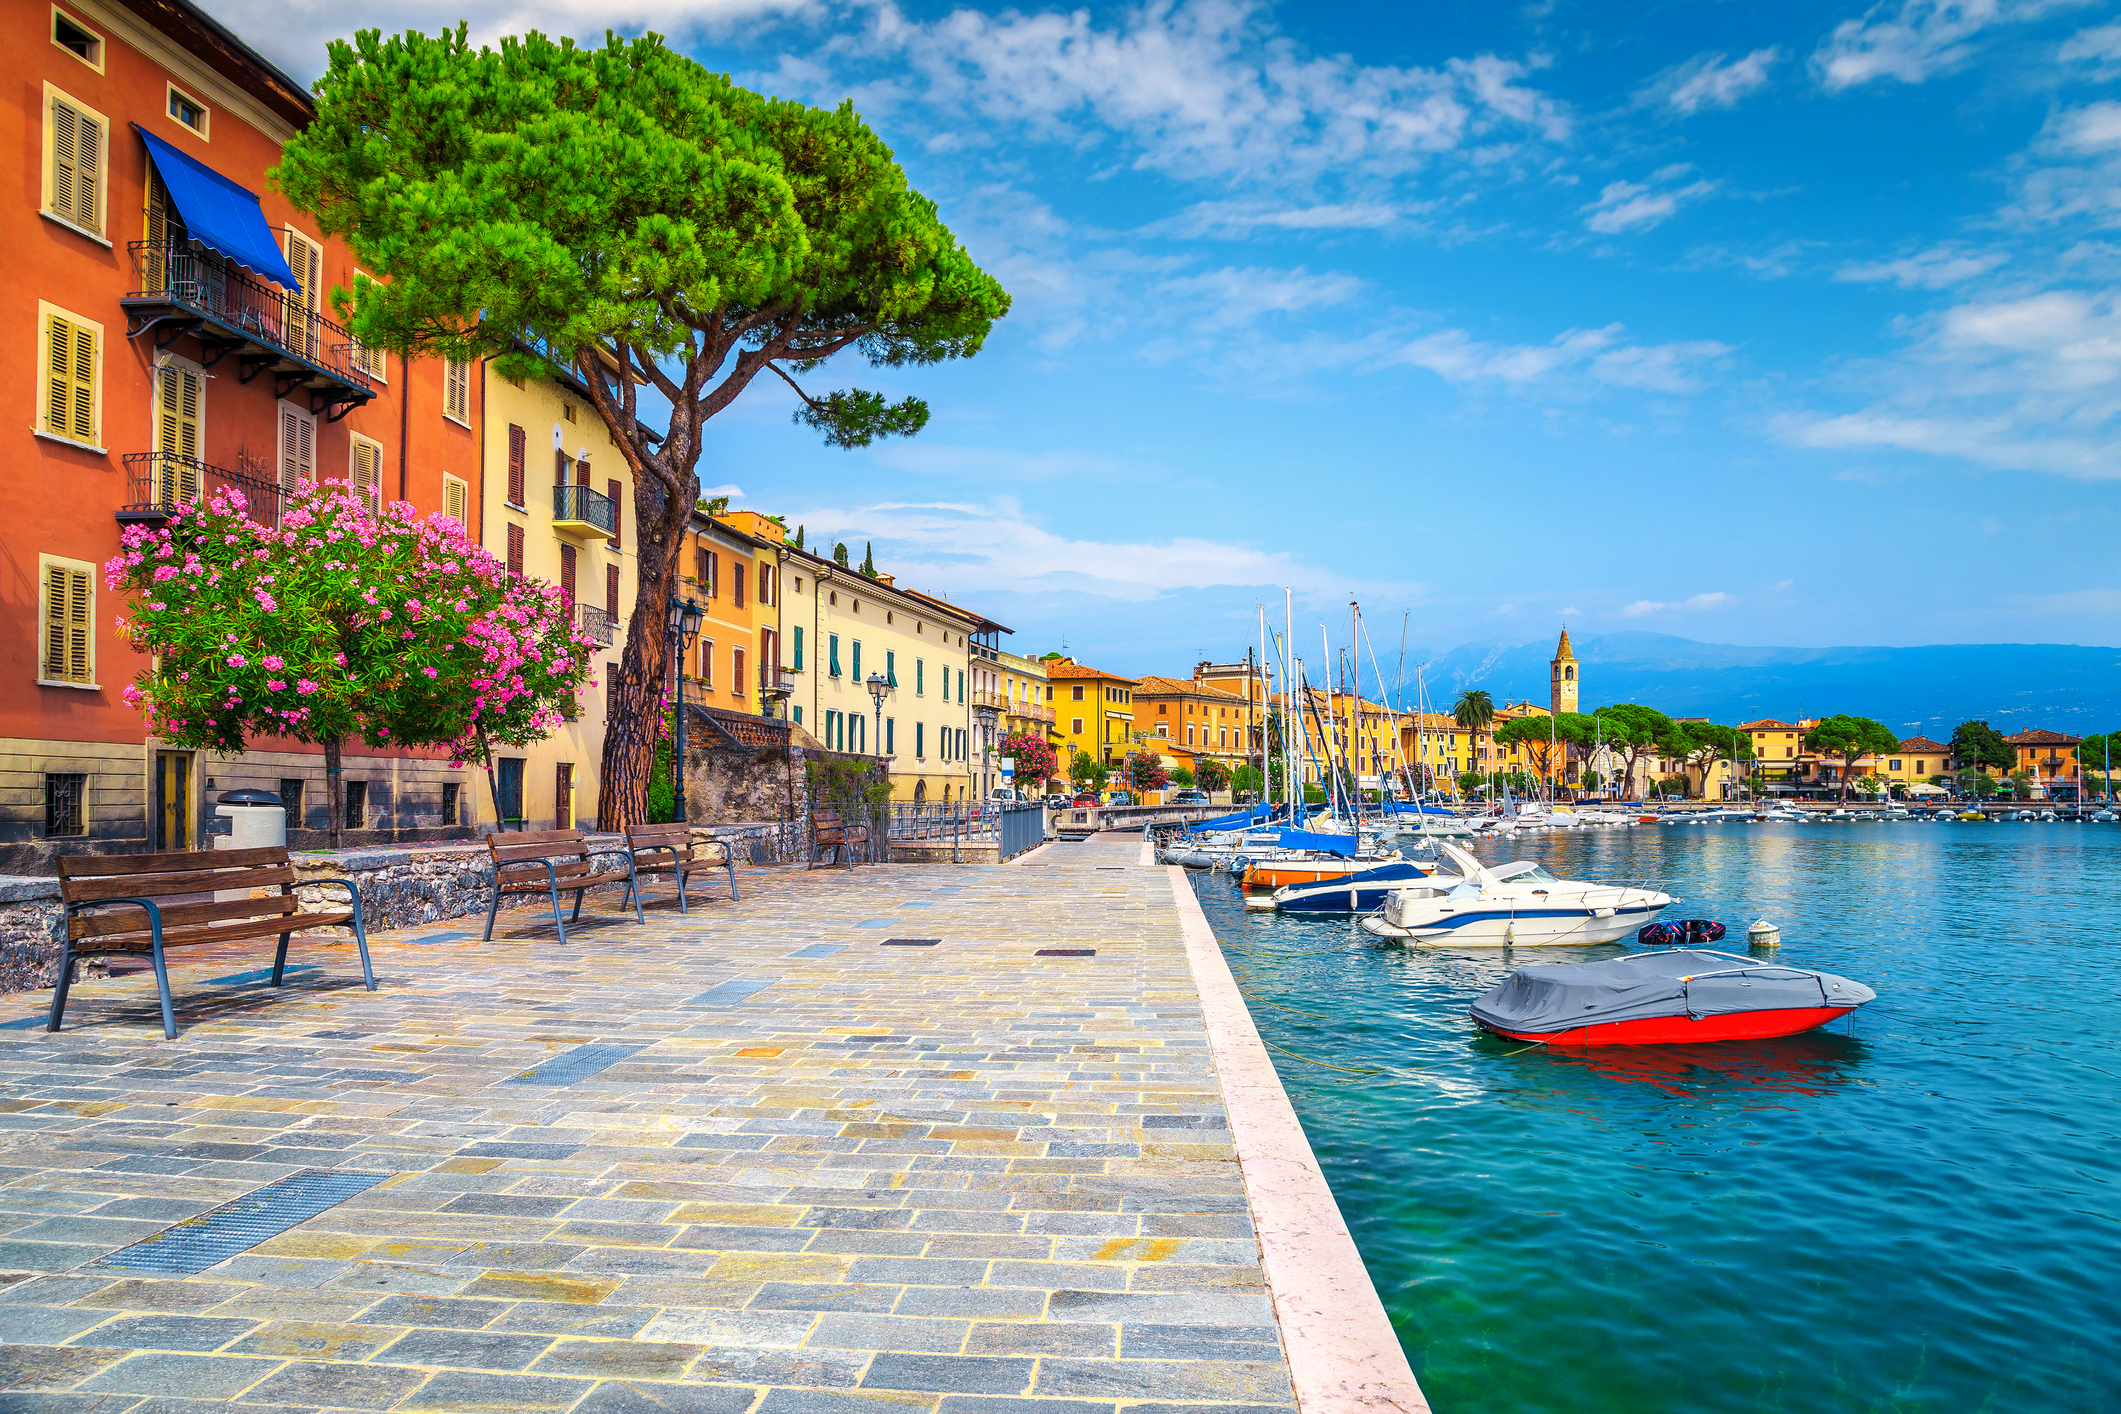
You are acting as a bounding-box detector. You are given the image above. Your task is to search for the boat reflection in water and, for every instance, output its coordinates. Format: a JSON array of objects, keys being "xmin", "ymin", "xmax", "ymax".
[{"xmin": 1474, "ymin": 1025, "xmax": 1872, "ymax": 1099}]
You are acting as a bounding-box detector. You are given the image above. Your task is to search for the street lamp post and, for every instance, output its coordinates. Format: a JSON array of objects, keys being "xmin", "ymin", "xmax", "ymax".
[
  {"xmin": 668, "ymin": 594, "xmax": 705, "ymax": 823},
  {"xmin": 975, "ymin": 704, "xmax": 1000, "ymax": 806}
]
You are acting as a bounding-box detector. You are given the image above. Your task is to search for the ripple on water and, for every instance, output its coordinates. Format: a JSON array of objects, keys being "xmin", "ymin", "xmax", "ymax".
[{"xmin": 1193, "ymin": 821, "xmax": 2121, "ymax": 1414}]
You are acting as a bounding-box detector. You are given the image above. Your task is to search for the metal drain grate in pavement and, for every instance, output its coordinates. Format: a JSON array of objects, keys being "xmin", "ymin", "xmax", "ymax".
[
  {"xmin": 502, "ymin": 1043, "xmax": 645, "ymax": 1086},
  {"xmin": 87, "ymin": 1168, "xmax": 388, "ymax": 1275},
  {"xmin": 1036, "ymin": 949, "xmax": 1096, "ymax": 957},
  {"xmin": 882, "ymin": 938, "xmax": 939, "ymax": 947}
]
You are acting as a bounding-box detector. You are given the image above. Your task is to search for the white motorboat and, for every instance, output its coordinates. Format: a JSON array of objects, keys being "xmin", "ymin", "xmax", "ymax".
[{"xmin": 1359, "ymin": 841, "xmax": 1674, "ymax": 947}]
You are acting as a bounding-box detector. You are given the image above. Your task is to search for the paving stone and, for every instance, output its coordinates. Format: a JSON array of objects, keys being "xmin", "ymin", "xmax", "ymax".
[
  {"xmin": 863, "ymin": 1354, "xmax": 1034, "ymax": 1396},
  {"xmin": 0, "ymin": 847, "xmax": 1296, "ymax": 1414},
  {"xmin": 75, "ymin": 1352, "xmax": 281, "ymax": 1399},
  {"xmin": 394, "ymin": 1369, "xmax": 594, "ymax": 1410},
  {"xmin": 377, "ymin": 1327, "xmax": 557, "ymax": 1370},
  {"xmin": 239, "ymin": 1359, "xmax": 430, "ymax": 1409}
]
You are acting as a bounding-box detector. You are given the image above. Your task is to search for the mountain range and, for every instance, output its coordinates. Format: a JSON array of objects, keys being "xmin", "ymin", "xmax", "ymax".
[{"xmin": 1403, "ymin": 633, "xmax": 2121, "ymax": 737}]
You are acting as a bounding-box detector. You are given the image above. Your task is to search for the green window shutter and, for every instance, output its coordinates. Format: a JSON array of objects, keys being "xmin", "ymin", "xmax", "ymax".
[
  {"xmin": 917, "ymin": 660, "xmax": 925, "ymax": 694},
  {"xmin": 887, "ymin": 651, "xmax": 897, "ymax": 687},
  {"xmin": 829, "ymin": 634, "xmax": 840, "ymax": 677},
  {"xmin": 916, "ymin": 723, "xmax": 924, "ymax": 758},
  {"xmin": 852, "ymin": 641, "xmax": 862, "ymax": 683},
  {"xmin": 793, "ymin": 626, "xmax": 804, "ymax": 671},
  {"xmin": 887, "ymin": 719, "xmax": 895, "ymax": 755}
]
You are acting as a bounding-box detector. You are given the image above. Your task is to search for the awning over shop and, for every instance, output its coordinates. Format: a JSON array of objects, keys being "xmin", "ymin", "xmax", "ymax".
[{"xmin": 135, "ymin": 126, "xmax": 301, "ymax": 290}]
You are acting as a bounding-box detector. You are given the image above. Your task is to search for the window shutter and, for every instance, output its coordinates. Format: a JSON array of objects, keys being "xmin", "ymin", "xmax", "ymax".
[
  {"xmin": 558, "ymin": 543, "xmax": 576, "ymax": 606},
  {"xmin": 43, "ymin": 565, "xmax": 92, "ymax": 684},
  {"xmin": 444, "ymin": 475, "xmax": 467, "ymax": 524},
  {"xmin": 445, "ymin": 360, "xmax": 469, "ymax": 420},
  {"xmin": 154, "ymin": 363, "xmax": 200, "ymax": 503},
  {"xmin": 793, "ymin": 626, "xmax": 804, "ymax": 671},
  {"xmin": 707, "ymin": 552, "xmax": 719, "ymax": 598},
  {"xmin": 608, "ymin": 480, "xmax": 622, "ymax": 548},
  {"xmin": 733, "ymin": 561, "xmax": 745, "ymax": 609},
  {"xmin": 734, "ymin": 647, "xmax": 746, "ymax": 695},
  {"xmin": 507, "ymin": 425, "xmax": 526, "ymax": 504},
  {"xmin": 606, "ymin": 564, "xmax": 619, "ymax": 618},
  {"xmin": 279, "ymin": 407, "xmax": 314, "ymax": 492},
  {"xmin": 555, "ymin": 449, "xmax": 568, "ymax": 486},
  {"xmin": 145, "ymin": 167, "xmax": 171, "ymax": 289},
  {"xmin": 887, "ymin": 652, "xmax": 897, "ymax": 688},
  {"xmin": 49, "ymin": 95, "xmax": 101, "ymax": 232},
  {"xmin": 506, "ymin": 523, "xmax": 524, "ymax": 577},
  {"xmin": 282, "ymin": 230, "xmax": 322, "ymax": 360},
  {"xmin": 350, "ymin": 439, "xmax": 380, "ymax": 506},
  {"xmin": 46, "ymin": 314, "xmax": 96, "ymax": 443}
]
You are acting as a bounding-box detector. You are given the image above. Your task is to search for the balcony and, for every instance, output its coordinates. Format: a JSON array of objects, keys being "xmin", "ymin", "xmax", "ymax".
[
  {"xmin": 1008, "ymin": 701, "xmax": 1056, "ymax": 724},
  {"xmin": 123, "ymin": 241, "xmax": 375, "ymax": 422},
  {"xmin": 760, "ymin": 665, "xmax": 796, "ymax": 701},
  {"xmin": 553, "ymin": 483, "xmax": 617, "ymax": 540},
  {"xmin": 119, "ymin": 451, "xmax": 283, "ymax": 526},
  {"xmin": 577, "ymin": 603, "xmax": 617, "ymax": 646}
]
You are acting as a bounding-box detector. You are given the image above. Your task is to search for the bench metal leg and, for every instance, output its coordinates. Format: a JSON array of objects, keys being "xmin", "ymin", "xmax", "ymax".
[
  {"xmin": 627, "ymin": 862, "xmax": 645, "ymax": 925},
  {"xmin": 570, "ymin": 889, "xmax": 585, "ymax": 923},
  {"xmin": 549, "ymin": 883, "xmax": 570, "ymax": 946},
  {"xmin": 482, "ymin": 887, "xmax": 503, "ymax": 942},
  {"xmin": 272, "ymin": 933, "xmax": 291, "ymax": 986},
  {"xmin": 352, "ymin": 917, "xmax": 377, "ymax": 990},
  {"xmin": 46, "ymin": 942, "xmax": 76, "ymax": 1033},
  {"xmin": 725, "ymin": 859, "xmax": 739, "ymax": 902},
  {"xmin": 148, "ymin": 934, "xmax": 176, "ymax": 1041},
  {"xmin": 675, "ymin": 868, "xmax": 689, "ymax": 915}
]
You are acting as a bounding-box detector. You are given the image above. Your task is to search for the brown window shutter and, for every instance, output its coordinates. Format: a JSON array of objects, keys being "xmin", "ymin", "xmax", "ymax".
[
  {"xmin": 608, "ymin": 480, "xmax": 622, "ymax": 549},
  {"xmin": 507, "ymin": 425, "xmax": 525, "ymax": 505},
  {"xmin": 733, "ymin": 561, "xmax": 745, "ymax": 609},
  {"xmin": 506, "ymin": 523, "xmax": 524, "ymax": 577},
  {"xmin": 697, "ymin": 549, "xmax": 709, "ymax": 585},
  {"xmin": 734, "ymin": 647, "xmax": 746, "ymax": 697},
  {"xmin": 555, "ymin": 449, "xmax": 568, "ymax": 486},
  {"xmin": 559, "ymin": 544, "xmax": 576, "ymax": 605},
  {"xmin": 606, "ymin": 564, "xmax": 619, "ymax": 618},
  {"xmin": 576, "ymin": 458, "xmax": 589, "ymax": 486}
]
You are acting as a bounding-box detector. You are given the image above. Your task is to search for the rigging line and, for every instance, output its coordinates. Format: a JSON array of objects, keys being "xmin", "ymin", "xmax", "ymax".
[
  {"xmin": 1240, "ymin": 996, "xmax": 1343, "ymax": 1020},
  {"xmin": 1258, "ymin": 1036, "xmax": 1382, "ymax": 1075}
]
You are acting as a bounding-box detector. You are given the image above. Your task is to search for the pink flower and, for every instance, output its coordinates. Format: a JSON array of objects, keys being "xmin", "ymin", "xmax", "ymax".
[
  {"xmin": 297, "ymin": 680, "xmax": 319, "ymax": 694},
  {"xmin": 229, "ymin": 654, "xmax": 247, "ymax": 668},
  {"xmin": 262, "ymin": 655, "xmax": 284, "ymax": 670}
]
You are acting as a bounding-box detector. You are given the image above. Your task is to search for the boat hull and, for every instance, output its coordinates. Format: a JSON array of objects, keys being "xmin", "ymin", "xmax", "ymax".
[
  {"xmin": 1475, "ymin": 1004, "xmax": 1859, "ymax": 1046},
  {"xmin": 1362, "ymin": 904, "xmax": 1663, "ymax": 946},
  {"xmin": 1243, "ymin": 859, "xmax": 1410, "ymax": 889}
]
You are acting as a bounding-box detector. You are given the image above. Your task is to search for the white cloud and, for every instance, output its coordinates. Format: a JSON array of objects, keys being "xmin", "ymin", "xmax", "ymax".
[
  {"xmin": 1812, "ymin": 0, "xmax": 2092, "ymax": 91},
  {"xmin": 841, "ymin": 0, "xmax": 1570, "ymax": 183},
  {"xmin": 1645, "ymin": 48, "xmax": 1782, "ymax": 115},
  {"xmin": 1584, "ymin": 172, "xmax": 1717, "ymax": 234},
  {"xmin": 1148, "ymin": 200, "xmax": 1409, "ymax": 238},
  {"xmin": 781, "ymin": 496, "xmax": 1410, "ymax": 604},
  {"xmin": 701, "ymin": 483, "xmax": 746, "ymax": 498},
  {"xmin": 1619, "ymin": 592, "xmax": 1734, "ymax": 617},
  {"xmin": 1834, "ymin": 245, "xmax": 2011, "ymax": 287},
  {"xmin": 1391, "ymin": 323, "xmax": 1731, "ymax": 393},
  {"xmin": 1156, "ymin": 265, "xmax": 1365, "ymax": 326},
  {"xmin": 2058, "ymin": 21, "xmax": 2121, "ymax": 72}
]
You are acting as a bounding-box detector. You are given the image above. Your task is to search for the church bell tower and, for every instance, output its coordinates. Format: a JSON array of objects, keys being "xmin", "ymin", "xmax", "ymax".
[{"xmin": 1550, "ymin": 627, "xmax": 1578, "ymax": 716}]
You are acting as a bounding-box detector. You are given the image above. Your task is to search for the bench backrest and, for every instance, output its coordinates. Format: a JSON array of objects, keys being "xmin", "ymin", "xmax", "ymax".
[
  {"xmin": 487, "ymin": 828, "xmax": 590, "ymax": 863},
  {"xmin": 626, "ymin": 823, "xmax": 693, "ymax": 853},
  {"xmin": 58, "ymin": 846, "xmax": 302, "ymax": 943}
]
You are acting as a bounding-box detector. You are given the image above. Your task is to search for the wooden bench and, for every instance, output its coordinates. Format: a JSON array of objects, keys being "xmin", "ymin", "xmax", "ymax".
[
  {"xmin": 54, "ymin": 846, "xmax": 375, "ymax": 1040},
  {"xmin": 621, "ymin": 823, "xmax": 738, "ymax": 915},
  {"xmin": 481, "ymin": 829, "xmax": 643, "ymax": 945},
  {"xmin": 810, "ymin": 808, "xmax": 870, "ymax": 868}
]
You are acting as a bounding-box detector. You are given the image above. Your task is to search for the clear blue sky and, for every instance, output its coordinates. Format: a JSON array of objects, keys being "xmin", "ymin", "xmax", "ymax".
[{"xmin": 230, "ymin": 0, "xmax": 2121, "ymax": 673}]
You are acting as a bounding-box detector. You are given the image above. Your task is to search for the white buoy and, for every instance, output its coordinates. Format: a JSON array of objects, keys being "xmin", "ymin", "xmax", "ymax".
[{"xmin": 1747, "ymin": 918, "xmax": 1780, "ymax": 949}]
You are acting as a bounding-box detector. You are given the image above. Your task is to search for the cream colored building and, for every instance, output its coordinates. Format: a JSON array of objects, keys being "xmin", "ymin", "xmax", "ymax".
[
  {"xmin": 476, "ymin": 358, "xmax": 637, "ymax": 831},
  {"xmin": 780, "ymin": 548, "xmax": 983, "ymax": 803}
]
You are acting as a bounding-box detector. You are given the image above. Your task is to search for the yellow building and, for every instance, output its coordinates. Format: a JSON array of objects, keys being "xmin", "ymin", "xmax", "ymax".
[
  {"xmin": 1045, "ymin": 657, "xmax": 1137, "ymax": 772},
  {"xmin": 478, "ymin": 357, "xmax": 637, "ymax": 830},
  {"xmin": 995, "ymin": 648, "xmax": 1059, "ymax": 762},
  {"xmin": 780, "ymin": 548, "xmax": 983, "ymax": 803},
  {"xmin": 1133, "ymin": 675, "xmax": 1256, "ymax": 771}
]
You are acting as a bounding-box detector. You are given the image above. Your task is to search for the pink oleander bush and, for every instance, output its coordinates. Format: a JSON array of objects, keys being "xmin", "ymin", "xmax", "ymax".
[
  {"xmin": 998, "ymin": 729, "xmax": 1057, "ymax": 791},
  {"xmin": 107, "ymin": 481, "xmax": 592, "ymax": 766}
]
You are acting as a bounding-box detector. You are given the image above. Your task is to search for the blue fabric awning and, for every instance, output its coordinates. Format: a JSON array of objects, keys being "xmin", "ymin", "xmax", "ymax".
[
  {"xmin": 1276, "ymin": 828, "xmax": 1358, "ymax": 857},
  {"xmin": 135, "ymin": 126, "xmax": 301, "ymax": 290}
]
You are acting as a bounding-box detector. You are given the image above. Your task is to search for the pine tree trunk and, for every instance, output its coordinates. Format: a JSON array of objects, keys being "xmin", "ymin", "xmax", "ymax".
[
  {"xmin": 325, "ymin": 736, "xmax": 343, "ymax": 852},
  {"xmin": 598, "ymin": 484, "xmax": 687, "ymax": 830}
]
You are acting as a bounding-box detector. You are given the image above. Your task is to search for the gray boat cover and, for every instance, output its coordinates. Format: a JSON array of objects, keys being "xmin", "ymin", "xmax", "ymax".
[{"xmin": 1470, "ymin": 949, "xmax": 1876, "ymax": 1034}]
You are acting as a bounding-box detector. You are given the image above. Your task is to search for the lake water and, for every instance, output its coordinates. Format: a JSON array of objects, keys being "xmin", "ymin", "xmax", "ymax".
[{"xmin": 1189, "ymin": 821, "xmax": 2120, "ymax": 1414}]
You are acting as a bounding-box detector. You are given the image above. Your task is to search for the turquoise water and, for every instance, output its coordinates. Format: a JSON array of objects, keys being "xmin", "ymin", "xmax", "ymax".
[{"xmin": 1190, "ymin": 822, "xmax": 2120, "ymax": 1414}]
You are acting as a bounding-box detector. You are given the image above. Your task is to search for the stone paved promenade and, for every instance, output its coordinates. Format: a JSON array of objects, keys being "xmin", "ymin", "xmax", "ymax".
[{"xmin": 0, "ymin": 839, "xmax": 1321, "ymax": 1413}]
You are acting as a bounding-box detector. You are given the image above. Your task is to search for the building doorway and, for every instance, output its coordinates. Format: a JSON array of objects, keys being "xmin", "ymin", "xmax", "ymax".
[
  {"xmin": 555, "ymin": 763, "xmax": 574, "ymax": 829},
  {"xmin": 154, "ymin": 751, "xmax": 191, "ymax": 851},
  {"xmin": 497, "ymin": 758, "xmax": 525, "ymax": 831}
]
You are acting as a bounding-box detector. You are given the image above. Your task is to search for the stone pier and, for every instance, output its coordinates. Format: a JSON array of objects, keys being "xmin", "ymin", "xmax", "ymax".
[{"xmin": 0, "ymin": 838, "xmax": 1423, "ymax": 1413}]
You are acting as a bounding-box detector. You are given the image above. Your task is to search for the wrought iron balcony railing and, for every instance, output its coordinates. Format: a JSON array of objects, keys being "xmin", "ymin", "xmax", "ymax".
[
  {"xmin": 577, "ymin": 603, "xmax": 617, "ymax": 646},
  {"xmin": 123, "ymin": 241, "xmax": 375, "ymax": 420},
  {"xmin": 553, "ymin": 482, "xmax": 618, "ymax": 539},
  {"xmin": 760, "ymin": 665, "xmax": 796, "ymax": 698},
  {"xmin": 119, "ymin": 451, "xmax": 283, "ymax": 526}
]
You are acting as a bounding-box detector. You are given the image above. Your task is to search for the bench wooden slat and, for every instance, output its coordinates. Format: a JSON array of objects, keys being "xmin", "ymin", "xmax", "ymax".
[
  {"xmin": 496, "ymin": 869, "xmax": 630, "ymax": 895},
  {"xmin": 497, "ymin": 857, "xmax": 604, "ymax": 880},
  {"xmin": 64, "ymin": 866, "xmax": 297, "ymax": 902},
  {"xmin": 59, "ymin": 845, "xmax": 288, "ymax": 878},
  {"xmin": 77, "ymin": 911, "xmax": 356, "ymax": 954},
  {"xmin": 70, "ymin": 893, "xmax": 303, "ymax": 940}
]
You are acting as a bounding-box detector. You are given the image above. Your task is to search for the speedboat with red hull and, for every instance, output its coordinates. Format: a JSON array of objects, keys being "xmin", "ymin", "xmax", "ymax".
[{"xmin": 1471, "ymin": 948, "xmax": 1875, "ymax": 1046}]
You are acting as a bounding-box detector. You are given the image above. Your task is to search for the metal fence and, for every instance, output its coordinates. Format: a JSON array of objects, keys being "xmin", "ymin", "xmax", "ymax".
[
  {"xmin": 709, "ymin": 799, "xmax": 1050, "ymax": 866},
  {"xmin": 130, "ymin": 240, "xmax": 374, "ymax": 393}
]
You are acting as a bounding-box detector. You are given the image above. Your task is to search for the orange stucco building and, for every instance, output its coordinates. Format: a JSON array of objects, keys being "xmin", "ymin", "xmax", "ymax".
[{"xmin": 5, "ymin": 0, "xmax": 481, "ymax": 869}]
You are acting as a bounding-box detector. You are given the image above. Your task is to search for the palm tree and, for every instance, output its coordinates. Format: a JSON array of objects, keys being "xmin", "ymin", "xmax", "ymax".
[{"xmin": 1453, "ymin": 689, "xmax": 1495, "ymax": 732}]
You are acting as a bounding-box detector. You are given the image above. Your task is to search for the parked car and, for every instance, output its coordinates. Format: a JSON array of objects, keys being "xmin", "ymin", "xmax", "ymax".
[
  {"xmin": 1171, "ymin": 789, "xmax": 1210, "ymax": 805},
  {"xmin": 1043, "ymin": 794, "xmax": 1070, "ymax": 809},
  {"xmin": 1070, "ymin": 793, "xmax": 1097, "ymax": 807},
  {"xmin": 1105, "ymin": 791, "xmax": 1134, "ymax": 806},
  {"xmin": 990, "ymin": 787, "xmax": 1023, "ymax": 803}
]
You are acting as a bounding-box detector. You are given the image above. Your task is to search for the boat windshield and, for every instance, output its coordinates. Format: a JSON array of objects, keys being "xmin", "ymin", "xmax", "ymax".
[{"xmin": 1490, "ymin": 862, "xmax": 1561, "ymax": 884}]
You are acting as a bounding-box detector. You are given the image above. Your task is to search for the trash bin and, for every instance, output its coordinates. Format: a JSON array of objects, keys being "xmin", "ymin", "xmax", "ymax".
[{"xmin": 215, "ymin": 789, "xmax": 287, "ymax": 851}]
